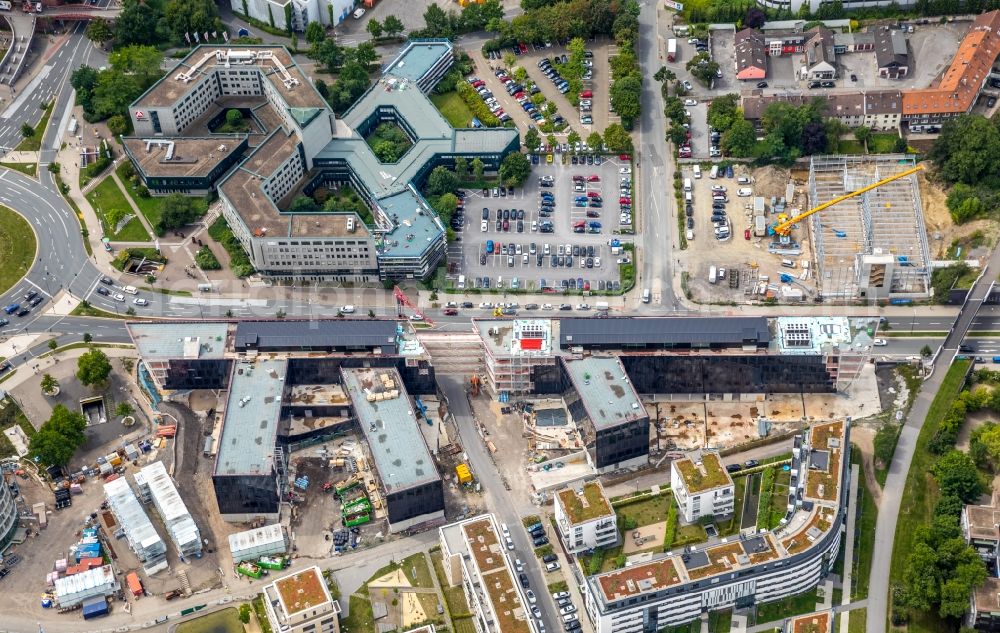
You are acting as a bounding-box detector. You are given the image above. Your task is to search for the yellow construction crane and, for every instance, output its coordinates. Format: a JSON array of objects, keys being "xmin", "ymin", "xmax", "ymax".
[{"xmin": 769, "ymin": 164, "xmax": 925, "ymax": 237}]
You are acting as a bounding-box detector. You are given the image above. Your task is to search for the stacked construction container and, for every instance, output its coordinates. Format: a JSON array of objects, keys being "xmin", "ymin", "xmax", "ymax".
[
  {"xmin": 103, "ymin": 477, "xmax": 167, "ymax": 575},
  {"xmin": 136, "ymin": 461, "xmax": 202, "ymax": 559}
]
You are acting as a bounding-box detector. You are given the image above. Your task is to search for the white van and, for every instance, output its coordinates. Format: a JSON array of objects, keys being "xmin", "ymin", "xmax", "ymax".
[
  {"xmin": 693, "ymin": 165, "xmax": 701, "ymax": 179},
  {"xmin": 709, "ymin": 165, "xmax": 719, "ymax": 179},
  {"xmin": 642, "ymin": 288, "xmax": 651, "ymax": 303},
  {"xmin": 737, "ymin": 176, "xmax": 752, "ymax": 185},
  {"xmin": 737, "ymin": 187, "xmax": 753, "ymax": 197},
  {"xmin": 683, "ymin": 178, "xmax": 692, "ymax": 192},
  {"xmin": 458, "ymin": 275, "xmax": 466, "ymax": 289},
  {"xmin": 352, "ymin": 7, "xmax": 365, "ymax": 18},
  {"xmin": 910, "ymin": 124, "xmax": 924, "ymax": 133},
  {"xmin": 340, "ymin": 305, "xmax": 356, "ymax": 314},
  {"xmin": 781, "ymin": 259, "xmax": 796, "ymax": 268},
  {"xmin": 122, "ymin": 285, "xmax": 138, "ymax": 295},
  {"xmin": 685, "ymin": 191, "xmax": 692, "ymax": 203},
  {"xmin": 686, "ymin": 229, "xmax": 694, "ymax": 241}
]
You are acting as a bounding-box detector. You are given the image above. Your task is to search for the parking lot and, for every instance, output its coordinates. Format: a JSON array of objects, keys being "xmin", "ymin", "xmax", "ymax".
[{"xmin": 452, "ymin": 157, "xmax": 631, "ymax": 293}]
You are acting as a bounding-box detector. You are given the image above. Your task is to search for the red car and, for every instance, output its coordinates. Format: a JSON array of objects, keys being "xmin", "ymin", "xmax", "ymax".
[
  {"xmin": 745, "ymin": 228, "xmax": 751, "ymax": 240},
  {"xmin": 443, "ymin": 308, "xmax": 458, "ymax": 316},
  {"xmin": 587, "ymin": 191, "xmax": 600, "ymax": 198},
  {"xmin": 587, "ymin": 175, "xmax": 600, "ymax": 182},
  {"xmin": 619, "ymin": 154, "xmax": 631, "ymax": 161},
  {"xmin": 581, "ymin": 90, "xmax": 593, "ymax": 98},
  {"xmin": 619, "ymin": 197, "xmax": 631, "ymax": 204}
]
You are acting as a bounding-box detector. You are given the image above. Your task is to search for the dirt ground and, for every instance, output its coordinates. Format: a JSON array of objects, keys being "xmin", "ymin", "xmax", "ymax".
[
  {"xmin": 681, "ymin": 164, "xmax": 816, "ymax": 304},
  {"xmin": 918, "ymin": 170, "xmax": 998, "ymax": 259}
]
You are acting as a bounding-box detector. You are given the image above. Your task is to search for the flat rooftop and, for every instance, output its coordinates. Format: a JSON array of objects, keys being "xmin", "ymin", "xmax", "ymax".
[
  {"xmin": 232, "ymin": 319, "xmax": 398, "ymax": 351},
  {"xmin": 673, "ymin": 450, "xmax": 733, "ymax": 495},
  {"xmin": 123, "ymin": 137, "xmax": 243, "ymax": 178},
  {"xmin": 965, "ymin": 504, "xmax": 1000, "ymax": 541},
  {"xmin": 128, "ymin": 322, "xmax": 230, "ymax": 361},
  {"xmin": 458, "ymin": 516, "xmax": 531, "ymax": 633},
  {"xmin": 137, "ymin": 46, "xmax": 325, "ymax": 110},
  {"xmin": 273, "ymin": 566, "xmax": 333, "ymax": 617},
  {"xmin": 342, "ymin": 367, "xmax": 440, "ymax": 494},
  {"xmin": 591, "ymin": 421, "xmax": 849, "ymax": 607},
  {"xmin": 805, "ymin": 420, "xmax": 844, "ymax": 502},
  {"xmin": 559, "ymin": 316, "xmax": 771, "ymax": 348},
  {"xmin": 787, "ymin": 611, "xmax": 832, "ymax": 633},
  {"xmin": 557, "ymin": 481, "xmax": 613, "ymax": 525},
  {"xmin": 774, "ymin": 317, "xmax": 856, "ymax": 355},
  {"xmin": 214, "ymin": 358, "xmax": 287, "ymax": 476},
  {"xmin": 287, "ymin": 384, "xmax": 349, "ymax": 407},
  {"xmin": 563, "ymin": 356, "xmax": 644, "ymax": 430},
  {"xmin": 383, "ymin": 40, "xmax": 453, "ymax": 83},
  {"xmin": 476, "ymin": 318, "xmax": 557, "ymax": 358},
  {"xmin": 376, "ymin": 189, "xmax": 444, "ymax": 258},
  {"xmin": 975, "ymin": 577, "xmax": 1000, "ymax": 615}
]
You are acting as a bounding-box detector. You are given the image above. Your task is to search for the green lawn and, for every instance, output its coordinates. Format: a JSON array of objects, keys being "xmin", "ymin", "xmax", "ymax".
[
  {"xmin": 175, "ymin": 607, "xmax": 243, "ymax": 633},
  {"xmin": 342, "ymin": 595, "xmax": 375, "ymax": 633},
  {"xmin": 755, "ymin": 588, "xmax": 819, "ymax": 624},
  {"xmin": 15, "ymin": 101, "xmax": 53, "ymax": 152},
  {"xmin": 401, "ymin": 552, "xmax": 435, "ymax": 589},
  {"xmin": 849, "ymin": 607, "xmax": 867, "ymax": 633},
  {"xmin": 0, "ymin": 205, "xmax": 35, "ymax": 296},
  {"xmin": 116, "ymin": 162, "xmax": 209, "ymax": 233},
  {"xmin": 888, "ymin": 360, "xmax": 970, "ymax": 630},
  {"xmin": 852, "ymin": 446, "xmax": 877, "ymax": 600},
  {"xmin": 0, "ymin": 396, "xmax": 36, "ymax": 459},
  {"xmin": 86, "ymin": 176, "xmax": 150, "ymax": 242},
  {"xmin": 709, "ymin": 609, "xmax": 733, "ymax": 633},
  {"xmin": 868, "ymin": 133, "xmax": 900, "ymax": 154},
  {"xmin": 718, "ymin": 474, "xmax": 747, "ymax": 537},
  {"xmin": 431, "ymin": 91, "xmax": 476, "ymax": 129},
  {"xmin": 0, "ymin": 162, "xmax": 36, "ymax": 177},
  {"xmin": 615, "ymin": 492, "xmax": 671, "ymax": 528},
  {"xmin": 837, "ymin": 139, "xmax": 865, "ymax": 154}
]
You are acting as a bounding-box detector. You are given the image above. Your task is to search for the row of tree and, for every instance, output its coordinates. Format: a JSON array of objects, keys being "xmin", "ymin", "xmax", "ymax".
[
  {"xmin": 523, "ymin": 123, "xmax": 633, "ymax": 154},
  {"xmin": 412, "ymin": 0, "xmax": 505, "ymax": 39},
  {"xmin": 86, "ymin": 0, "xmax": 222, "ymax": 49}
]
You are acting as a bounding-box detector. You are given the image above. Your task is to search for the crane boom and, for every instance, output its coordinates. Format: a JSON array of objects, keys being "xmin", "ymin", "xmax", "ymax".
[{"xmin": 771, "ymin": 164, "xmax": 925, "ymax": 237}]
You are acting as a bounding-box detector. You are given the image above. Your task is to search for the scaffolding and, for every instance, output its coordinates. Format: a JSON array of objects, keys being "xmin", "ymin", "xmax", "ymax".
[{"xmin": 809, "ymin": 155, "xmax": 931, "ymax": 301}]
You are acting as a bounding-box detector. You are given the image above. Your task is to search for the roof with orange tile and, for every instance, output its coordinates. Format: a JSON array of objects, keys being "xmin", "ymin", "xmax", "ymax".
[{"xmin": 902, "ymin": 10, "xmax": 1000, "ymax": 116}]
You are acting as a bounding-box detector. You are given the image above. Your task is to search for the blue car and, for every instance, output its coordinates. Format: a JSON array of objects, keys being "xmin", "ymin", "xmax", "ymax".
[
  {"xmin": 486, "ymin": 240, "xmax": 494, "ymax": 254},
  {"xmin": 3, "ymin": 304, "xmax": 18, "ymax": 315},
  {"xmin": 589, "ymin": 221, "xmax": 602, "ymax": 229}
]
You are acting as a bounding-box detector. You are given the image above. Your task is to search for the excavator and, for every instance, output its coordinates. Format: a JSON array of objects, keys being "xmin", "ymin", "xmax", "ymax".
[{"xmin": 768, "ymin": 164, "xmax": 924, "ymax": 237}]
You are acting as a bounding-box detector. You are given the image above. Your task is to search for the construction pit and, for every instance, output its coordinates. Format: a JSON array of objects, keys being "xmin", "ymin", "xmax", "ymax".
[{"xmin": 682, "ymin": 156, "xmax": 944, "ymax": 305}]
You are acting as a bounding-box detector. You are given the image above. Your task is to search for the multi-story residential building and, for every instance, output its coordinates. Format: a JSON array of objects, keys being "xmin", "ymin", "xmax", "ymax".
[
  {"xmin": 962, "ymin": 501, "xmax": 1000, "ymax": 574},
  {"xmin": 262, "ymin": 565, "xmax": 341, "ymax": 633},
  {"xmin": 756, "ymin": 0, "xmax": 915, "ymax": 13},
  {"xmin": 439, "ymin": 514, "xmax": 536, "ymax": 633},
  {"xmin": 735, "ymin": 28, "xmax": 767, "ymax": 81},
  {"xmin": 554, "ymin": 481, "xmax": 619, "ymax": 554},
  {"xmin": 902, "ymin": 11, "xmax": 1000, "ymax": 125},
  {"xmin": 969, "ymin": 577, "xmax": 1000, "ymax": 633},
  {"xmin": 670, "ymin": 450, "xmax": 735, "ymax": 523},
  {"xmin": 742, "ymin": 91, "xmax": 902, "ymax": 131},
  {"xmin": 125, "ymin": 41, "xmax": 518, "ymax": 282},
  {"xmin": 584, "ymin": 421, "xmax": 850, "ymax": 632}
]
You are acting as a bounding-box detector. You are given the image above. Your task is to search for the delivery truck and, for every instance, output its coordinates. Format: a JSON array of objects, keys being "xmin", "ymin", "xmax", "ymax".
[{"xmin": 667, "ymin": 38, "xmax": 677, "ymax": 62}]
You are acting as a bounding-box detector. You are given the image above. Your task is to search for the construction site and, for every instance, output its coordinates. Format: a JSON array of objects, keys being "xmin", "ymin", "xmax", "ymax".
[{"xmin": 682, "ymin": 155, "xmax": 935, "ymax": 305}]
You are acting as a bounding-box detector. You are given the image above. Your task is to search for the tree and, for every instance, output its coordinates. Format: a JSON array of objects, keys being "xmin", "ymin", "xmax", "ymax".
[
  {"xmin": 20, "ymin": 123, "xmax": 34, "ymax": 138},
  {"xmin": 367, "ymin": 18, "xmax": 383, "ymax": 39},
  {"xmin": 567, "ymin": 130, "xmax": 581, "ymax": 147},
  {"xmin": 114, "ymin": 0, "xmax": 161, "ymax": 46},
  {"xmin": 115, "ymin": 402, "xmax": 134, "ymax": 418},
  {"xmin": 686, "ymin": 52, "xmax": 720, "ymax": 85},
  {"xmin": 239, "ymin": 604, "xmax": 252, "ymax": 624},
  {"xmin": 454, "ymin": 156, "xmax": 468, "ymax": 180},
  {"xmin": 383, "ymin": 15, "xmax": 404, "ymax": 38},
  {"xmin": 524, "ymin": 128, "xmax": 540, "ymax": 151},
  {"xmin": 933, "ymin": 450, "xmax": 984, "ymax": 502},
  {"xmin": 29, "ymin": 405, "xmax": 88, "ymax": 467},
  {"xmin": 77, "ymin": 348, "xmax": 112, "ymax": 387},
  {"xmin": 587, "ymin": 132, "xmax": 603, "ymax": 152},
  {"xmin": 107, "ymin": 114, "xmax": 128, "ymax": 137},
  {"xmin": 853, "ymin": 125, "xmax": 872, "ymax": 147},
  {"xmin": 921, "ymin": 344, "xmax": 932, "ymax": 357},
  {"xmin": 71, "ymin": 66, "xmax": 100, "ymax": 114},
  {"xmin": 305, "ymin": 21, "xmax": 325, "ymax": 46},
  {"xmin": 721, "ymin": 118, "xmax": 757, "ymax": 157},
  {"xmin": 503, "ymin": 52, "xmax": 517, "ymax": 69},
  {"xmin": 308, "ymin": 38, "xmax": 345, "ymax": 74},
  {"xmin": 929, "ymin": 115, "xmax": 1000, "ymax": 186},
  {"xmin": 163, "ymin": 0, "xmax": 221, "ymax": 45},
  {"xmin": 40, "ymin": 374, "xmax": 58, "ymax": 395},
  {"xmin": 108, "ymin": 45, "xmax": 165, "ymax": 87},
  {"xmin": 422, "ymin": 4, "xmax": 453, "ymax": 38},
  {"xmin": 603, "ymin": 123, "xmax": 633, "ymax": 152},
  {"xmin": 426, "ymin": 166, "xmax": 459, "ymax": 196},
  {"xmin": 707, "ymin": 93, "xmax": 740, "ymax": 133},
  {"xmin": 83, "ymin": 333, "xmax": 93, "ymax": 344},
  {"xmin": 471, "ymin": 157, "xmax": 485, "ymax": 181},
  {"xmin": 499, "ymin": 152, "xmax": 531, "ymax": 187},
  {"xmin": 156, "ymin": 194, "xmax": 200, "ymax": 234},
  {"xmin": 801, "ymin": 120, "xmax": 828, "ymax": 155},
  {"xmin": 47, "ymin": 339, "xmax": 58, "ymax": 351},
  {"xmin": 894, "ymin": 135, "xmax": 908, "ymax": 153},
  {"xmin": 610, "ymin": 75, "xmax": 642, "ymax": 127},
  {"xmin": 226, "ymin": 109, "xmax": 243, "ymax": 127},
  {"xmin": 368, "ymin": 309, "xmax": 376, "ymax": 319},
  {"xmin": 654, "ymin": 66, "xmax": 667, "ymax": 83},
  {"xmin": 744, "ymin": 6, "xmax": 766, "ymax": 28},
  {"xmin": 352, "ymin": 42, "xmax": 379, "ymax": 70},
  {"xmin": 973, "ymin": 424, "xmax": 1000, "ymax": 465},
  {"xmin": 86, "ymin": 18, "xmax": 114, "ymax": 45}
]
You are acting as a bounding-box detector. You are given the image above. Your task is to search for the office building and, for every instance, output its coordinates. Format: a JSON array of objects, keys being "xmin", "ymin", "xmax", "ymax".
[
  {"xmin": 554, "ymin": 481, "xmax": 618, "ymax": 554},
  {"xmin": 670, "ymin": 450, "xmax": 735, "ymax": 523}
]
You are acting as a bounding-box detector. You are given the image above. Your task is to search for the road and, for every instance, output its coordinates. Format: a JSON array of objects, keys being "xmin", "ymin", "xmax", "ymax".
[
  {"xmin": 866, "ymin": 249, "xmax": 1000, "ymax": 633},
  {"xmin": 635, "ymin": 0, "xmax": 677, "ymax": 311},
  {"xmin": 437, "ymin": 375, "xmax": 563, "ymax": 633}
]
